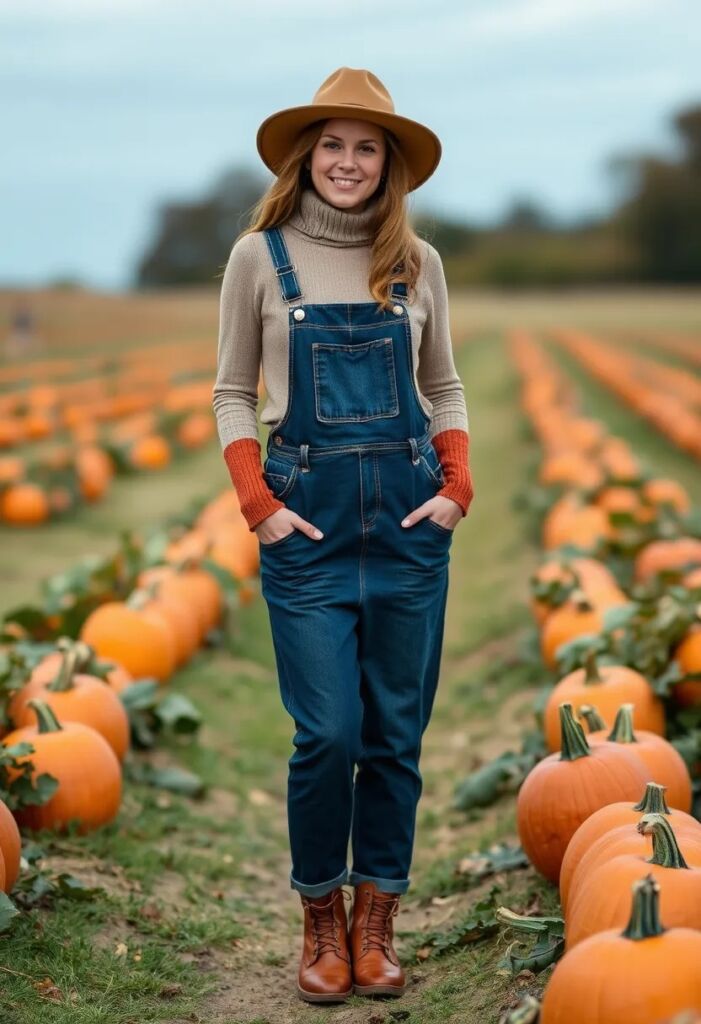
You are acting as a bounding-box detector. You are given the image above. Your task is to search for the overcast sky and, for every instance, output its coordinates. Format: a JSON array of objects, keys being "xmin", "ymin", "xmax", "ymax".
[{"xmin": 3, "ymin": 0, "xmax": 699, "ymax": 290}]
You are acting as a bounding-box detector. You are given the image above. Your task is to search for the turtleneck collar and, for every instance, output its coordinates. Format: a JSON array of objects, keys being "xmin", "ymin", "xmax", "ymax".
[{"xmin": 285, "ymin": 187, "xmax": 378, "ymax": 248}]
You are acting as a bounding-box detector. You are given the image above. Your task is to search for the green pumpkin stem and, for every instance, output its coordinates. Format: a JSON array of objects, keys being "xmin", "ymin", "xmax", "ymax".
[
  {"xmin": 607, "ymin": 703, "xmax": 638, "ymax": 744},
  {"xmin": 27, "ymin": 699, "xmax": 63, "ymax": 734},
  {"xmin": 47, "ymin": 647, "xmax": 80, "ymax": 693},
  {"xmin": 621, "ymin": 875, "xmax": 666, "ymax": 941},
  {"xmin": 632, "ymin": 783, "xmax": 671, "ymax": 816},
  {"xmin": 578, "ymin": 704, "xmax": 607, "ymax": 733},
  {"xmin": 559, "ymin": 703, "xmax": 591, "ymax": 761},
  {"xmin": 638, "ymin": 813, "xmax": 689, "ymax": 869},
  {"xmin": 583, "ymin": 650, "xmax": 603, "ymax": 685}
]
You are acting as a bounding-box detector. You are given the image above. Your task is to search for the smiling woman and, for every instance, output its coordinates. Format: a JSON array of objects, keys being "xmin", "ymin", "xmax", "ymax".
[
  {"xmin": 310, "ymin": 122, "xmax": 387, "ymax": 213},
  {"xmin": 211, "ymin": 66, "xmax": 475, "ymax": 1006}
]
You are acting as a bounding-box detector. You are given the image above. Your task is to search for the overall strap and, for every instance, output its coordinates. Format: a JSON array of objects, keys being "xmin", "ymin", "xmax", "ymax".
[{"xmin": 263, "ymin": 227, "xmax": 303, "ymax": 303}]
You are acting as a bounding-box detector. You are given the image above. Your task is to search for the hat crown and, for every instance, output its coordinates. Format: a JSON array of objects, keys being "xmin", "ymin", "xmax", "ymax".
[{"xmin": 311, "ymin": 67, "xmax": 396, "ymax": 116}]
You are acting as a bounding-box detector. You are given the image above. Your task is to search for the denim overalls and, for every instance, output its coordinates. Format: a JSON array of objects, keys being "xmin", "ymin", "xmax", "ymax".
[{"xmin": 259, "ymin": 225, "xmax": 453, "ymax": 898}]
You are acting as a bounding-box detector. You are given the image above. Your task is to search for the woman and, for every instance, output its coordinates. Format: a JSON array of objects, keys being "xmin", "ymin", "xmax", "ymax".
[{"xmin": 213, "ymin": 67, "xmax": 474, "ymax": 1003}]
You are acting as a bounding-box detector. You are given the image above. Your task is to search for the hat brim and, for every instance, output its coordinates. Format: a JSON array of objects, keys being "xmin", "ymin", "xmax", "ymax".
[{"xmin": 256, "ymin": 104, "xmax": 441, "ymax": 193}]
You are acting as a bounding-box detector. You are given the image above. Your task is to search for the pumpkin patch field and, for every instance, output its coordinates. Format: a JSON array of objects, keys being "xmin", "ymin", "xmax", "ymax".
[{"xmin": 1, "ymin": 286, "xmax": 700, "ymax": 1024}]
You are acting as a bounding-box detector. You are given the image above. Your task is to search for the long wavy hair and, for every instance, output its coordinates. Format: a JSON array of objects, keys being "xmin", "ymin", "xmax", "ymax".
[{"xmin": 232, "ymin": 119, "xmax": 425, "ymax": 311}]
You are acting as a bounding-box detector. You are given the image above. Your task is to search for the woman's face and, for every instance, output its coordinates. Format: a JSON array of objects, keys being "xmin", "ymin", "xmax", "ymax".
[{"xmin": 307, "ymin": 118, "xmax": 387, "ymax": 213}]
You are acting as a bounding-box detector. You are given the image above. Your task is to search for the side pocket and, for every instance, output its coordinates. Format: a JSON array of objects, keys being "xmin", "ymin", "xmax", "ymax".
[{"xmin": 262, "ymin": 462, "xmax": 299, "ymax": 501}]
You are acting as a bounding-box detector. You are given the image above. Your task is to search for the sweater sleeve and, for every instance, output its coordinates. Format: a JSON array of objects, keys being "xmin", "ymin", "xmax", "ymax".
[
  {"xmin": 212, "ymin": 234, "xmax": 264, "ymax": 447},
  {"xmin": 212, "ymin": 235, "xmax": 286, "ymax": 532},
  {"xmin": 417, "ymin": 242, "xmax": 469, "ymax": 437}
]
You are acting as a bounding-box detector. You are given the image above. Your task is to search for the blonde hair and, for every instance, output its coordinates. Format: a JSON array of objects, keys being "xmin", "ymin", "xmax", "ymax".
[{"xmin": 232, "ymin": 120, "xmax": 424, "ymax": 311}]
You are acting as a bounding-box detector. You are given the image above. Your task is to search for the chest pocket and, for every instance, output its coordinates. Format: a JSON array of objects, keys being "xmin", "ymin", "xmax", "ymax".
[{"xmin": 312, "ymin": 338, "xmax": 400, "ymax": 423}]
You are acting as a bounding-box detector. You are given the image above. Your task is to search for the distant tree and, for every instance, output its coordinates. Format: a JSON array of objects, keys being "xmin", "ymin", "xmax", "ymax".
[
  {"xmin": 611, "ymin": 102, "xmax": 701, "ymax": 282},
  {"xmin": 499, "ymin": 197, "xmax": 554, "ymax": 233},
  {"xmin": 134, "ymin": 165, "xmax": 269, "ymax": 288}
]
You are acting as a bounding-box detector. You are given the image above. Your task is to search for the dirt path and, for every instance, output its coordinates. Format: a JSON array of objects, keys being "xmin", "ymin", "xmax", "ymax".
[{"xmin": 185, "ymin": 626, "xmax": 539, "ymax": 1024}]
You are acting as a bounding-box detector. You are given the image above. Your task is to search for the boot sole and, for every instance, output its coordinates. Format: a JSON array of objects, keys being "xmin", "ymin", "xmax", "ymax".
[
  {"xmin": 353, "ymin": 982, "xmax": 407, "ymax": 997},
  {"xmin": 297, "ymin": 984, "xmax": 353, "ymax": 1003}
]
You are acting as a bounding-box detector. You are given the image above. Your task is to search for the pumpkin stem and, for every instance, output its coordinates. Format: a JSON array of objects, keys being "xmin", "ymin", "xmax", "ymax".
[
  {"xmin": 578, "ymin": 704, "xmax": 607, "ymax": 732},
  {"xmin": 559, "ymin": 702, "xmax": 591, "ymax": 761},
  {"xmin": 571, "ymin": 588, "xmax": 594, "ymax": 612},
  {"xmin": 46, "ymin": 647, "xmax": 80, "ymax": 692},
  {"xmin": 126, "ymin": 589, "xmax": 150, "ymax": 611},
  {"xmin": 27, "ymin": 698, "xmax": 63, "ymax": 734},
  {"xmin": 606, "ymin": 703, "xmax": 637, "ymax": 744},
  {"xmin": 632, "ymin": 782, "xmax": 671, "ymax": 816},
  {"xmin": 637, "ymin": 813, "xmax": 689, "ymax": 869},
  {"xmin": 582, "ymin": 650, "xmax": 603, "ymax": 685},
  {"xmin": 621, "ymin": 875, "xmax": 666, "ymax": 941}
]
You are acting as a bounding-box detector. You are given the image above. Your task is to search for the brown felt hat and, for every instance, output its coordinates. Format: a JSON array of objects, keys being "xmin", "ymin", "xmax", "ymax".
[{"xmin": 256, "ymin": 66, "xmax": 442, "ymax": 193}]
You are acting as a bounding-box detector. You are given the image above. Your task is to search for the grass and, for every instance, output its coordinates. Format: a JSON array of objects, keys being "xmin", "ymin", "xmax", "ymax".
[{"xmin": 1, "ymin": 288, "xmax": 700, "ymax": 1022}]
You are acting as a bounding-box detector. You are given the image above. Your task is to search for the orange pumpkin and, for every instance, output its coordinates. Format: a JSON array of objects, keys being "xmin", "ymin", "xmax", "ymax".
[
  {"xmin": 540, "ymin": 595, "xmax": 605, "ymax": 671},
  {"xmin": 0, "ymin": 482, "xmax": 50, "ymax": 525},
  {"xmin": 14, "ymin": 648, "xmax": 130, "ymax": 761},
  {"xmin": 582, "ymin": 704, "xmax": 692, "ymax": 812},
  {"xmin": 0, "ymin": 797, "xmax": 21, "ymax": 892},
  {"xmin": 2, "ymin": 700, "xmax": 122, "ymax": 834},
  {"xmin": 543, "ymin": 653, "xmax": 665, "ymax": 752},
  {"xmin": 634, "ymin": 538, "xmax": 701, "ymax": 582},
  {"xmin": 541, "ymin": 876, "xmax": 701, "ymax": 1023},
  {"xmin": 566, "ymin": 814, "xmax": 701, "ymax": 949},
  {"xmin": 79, "ymin": 599, "xmax": 177, "ymax": 683},
  {"xmin": 559, "ymin": 782, "xmax": 701, "ymax": 913},
  {"xmin": 673, "ymin": 626, "xmax": 701, "ymax": 708},
  {"xmin": 516, "ymin": 703, "xmax": 650, "ymax": 883},
  {"xmin": 137, "ymin": 565, "xmax": 222, "ymax": 638}
]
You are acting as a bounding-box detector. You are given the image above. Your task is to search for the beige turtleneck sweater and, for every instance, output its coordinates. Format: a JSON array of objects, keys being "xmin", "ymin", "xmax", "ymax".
[
  {"xmin": 212, "ymin": 186, "xmax": 473, "ymax": 530},
  {"xmin": 213, "ymin": 186, "xmax": 468, "ymax": 445}
]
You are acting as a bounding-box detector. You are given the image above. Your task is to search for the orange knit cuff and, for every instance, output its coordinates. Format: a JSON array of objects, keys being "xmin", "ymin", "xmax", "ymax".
[
  {"xmin": 223, "ymin": 438, "xmax": 286, "ymax": 532},
  {"xmin": 432, "ymin": 428, "xmax": 474, "ymax": 516}
]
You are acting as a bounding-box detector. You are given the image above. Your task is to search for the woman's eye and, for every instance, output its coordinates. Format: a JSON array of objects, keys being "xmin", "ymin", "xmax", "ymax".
[{"xmin": 323, "ymin": 142, "xmax": 375, "ymax": 153}]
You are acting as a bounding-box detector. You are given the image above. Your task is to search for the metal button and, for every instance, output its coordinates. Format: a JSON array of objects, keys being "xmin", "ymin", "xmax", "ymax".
[
  {"xmin": 392, "ymin": 304, "xmax": 404, "ymax": 315},
  {"xmin": 293, "ymin": 308, "xmax": 305, "ymax": 321},
  {"xmin": 273, "ymin": 435, "xmax": 283, "ymax": 445}
]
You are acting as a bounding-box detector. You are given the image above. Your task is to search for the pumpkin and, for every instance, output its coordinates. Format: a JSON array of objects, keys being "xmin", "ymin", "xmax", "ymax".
[
  {"xmin": 2, "ymin": 700, "xmax": 122, "ymax": 834},
  {"xmin": 559, "ymin": 782, "xmax": 701, "ymax": 913},
  {"xmin": 137, "ymin": 565, "xmax": 222, "ymax": 638},
  {"xmin": 129, "ymin": 434, "xmax": 171, "ymax": 469},
  {"xmin": 541, "ymin": 876, "xmax": 701, "ymax": 1023},
  {"xmin": 516, "ymin": 703, "xmax": 650, "ymax": 883},
  {"xmin": 131, "ymin": 585, "xmax": 199, "ymax": 667},
  {"xmin": 634, "ymin": 537, "xmax": 701, "ymax": 583},
  {"xmin": 543, "ymin": 653, "xmax": 665, "ymax": 752},
  {"xmin": 542, "ymin": 494, "xmax": 611, "ymax": 552},
  {"xmin": 79, "ymin": 598, "xmax": 177, "ymax": 683},
  {"xmin": 540, "ymin": 594, "xmax": 605, "ymax": 671},
  {"xmin": 566, "ymin": 814, "xmax": 701, "ymax": 948},
  {"xmin": 673, "ymin": 626, "xmax": 701, "ymax": 708},
  {"xmin": 566, "ymin": 817, "xmax": 701, "ymax": 917},
  {"xmin": 13, "ymin": 647, "xmax": 130, "ymax": 761},
  {"xmin": 0, "ymin": 482, "xmax": 50, "ymax": 525},
  {"xmin": 0, "ymin": 797, "xmax": 21, "ymax": 892},
  {"xmin": 588, "ymin": 704, "xmax": 692, "ymax": 812}
]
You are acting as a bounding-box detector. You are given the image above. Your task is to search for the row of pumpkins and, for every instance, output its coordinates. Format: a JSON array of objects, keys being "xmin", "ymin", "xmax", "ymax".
[
  {"xmin": 552, "ymin": 327, "xmax": 701, "ymax": 463},
  {"xmin": 510, "ymin": 330, "xmax": 701, "ymax": 1021},
  {"xmin": 0, "ymin": 480, "xmax": 265, "ymax": 891}
]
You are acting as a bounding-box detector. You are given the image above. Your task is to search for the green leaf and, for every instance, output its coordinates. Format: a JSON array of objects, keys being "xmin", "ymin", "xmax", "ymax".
[
  {"xmin": 155, "ymin": 693, "xmax": 202, "ymax": 734},
  {"xmin": 54, "ymin": 873, "xmax": 103, "ymax": 900},
  {"xmin": 0, "ymin": 892, "xmax": 19, "ymax": 933}
]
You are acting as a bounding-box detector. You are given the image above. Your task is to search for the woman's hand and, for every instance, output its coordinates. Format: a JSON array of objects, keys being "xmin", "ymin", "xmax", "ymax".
[
  {"xmin": 401, "ymin": 495, "xmax": 462, "ymax": 532},
  {"xmin": 255, "ymin": 507, "xmax": 324, "ymax": 545}
]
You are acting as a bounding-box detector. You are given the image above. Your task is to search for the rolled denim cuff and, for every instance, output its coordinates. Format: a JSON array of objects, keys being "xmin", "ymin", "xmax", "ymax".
[
  {"xmin": 290, "ymin": 866, "xmax": 348, "ymax": 897},
  {"xmin": 347, "ymin": 870, "xmax": 410, "ymax": 894}
]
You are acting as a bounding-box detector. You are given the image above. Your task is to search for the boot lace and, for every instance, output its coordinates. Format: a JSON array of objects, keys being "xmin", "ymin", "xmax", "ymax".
[
  {"xmin": 303, "ymin": 889, "xmax": 351, "ymax": 957},
  {"xmin": 363, "ymin": 891, "xmax": 400, "ymax": 953}
]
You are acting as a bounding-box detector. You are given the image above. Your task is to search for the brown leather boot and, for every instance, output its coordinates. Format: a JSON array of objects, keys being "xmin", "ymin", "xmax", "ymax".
[
  {"xmin": 297, "ymin": 886, "xmax": 353, "ymax": 1003},
  {"xmin": 350, "ymin": 881, "xmax": 407, "ymax": 997}
]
